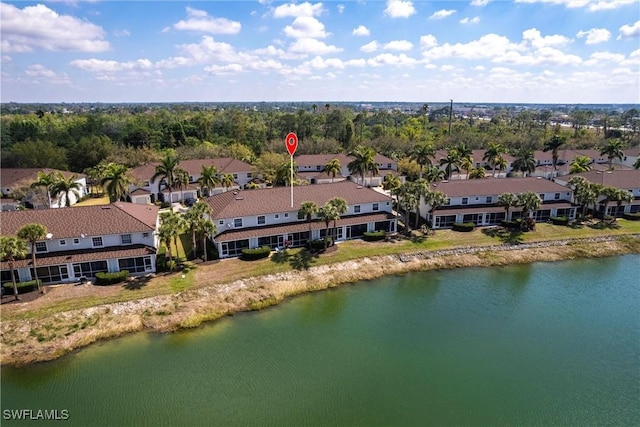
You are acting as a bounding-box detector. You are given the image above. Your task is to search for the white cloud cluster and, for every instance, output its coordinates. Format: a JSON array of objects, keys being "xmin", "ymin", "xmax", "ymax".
[
  {"xmin": 383, "ymin": 40, "xmax": 414, "ymax": 51},
  {"xmin": 0, "ymin": 3, "xmax": 109, "ymax": 52},
  {"xmin": 576, "ymin": 28, "xmax": 611, "ymax": 44},
  {"xmin": 352, "ymin": 25, "xmax": 370, "ymax": 36},
  {"xmin": 429, "ymin": 9, "xmax": 456, "ymax": 20},
  {"xmin": 618, "ymin": 20, "xmax": 640, "ymax": 39},
  {"xmin": 284, "ymin": 17, "xmax": 328, "ymax": 39},
  {"xmin": 273, "ymin": 2, "xmax": 324, "ymax": 18},
  {"xmin": 384, "ymin": 0, "xmax": 416, "ymax": 18},
  {"xmin": 514, "ymin": 0, "xmax": 636, "ymax": 12},
  {"xmin": 167, "ymin": 7, "xmax": 241, "ymax": 34},
  {"xmin": 460, "ymin": 16, "xmax": 480, "ymax": 24}
]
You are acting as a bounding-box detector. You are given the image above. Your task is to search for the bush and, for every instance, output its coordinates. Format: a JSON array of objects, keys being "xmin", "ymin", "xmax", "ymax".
[
  {"xmin": 452, "ymin": 222, "xmax": 475, "ymax": 232},
  {"xmin": 308, "ymin": 238, "xmax": 332, "ymax": 250},
  {"xmin": 164, "ymin": 260, "xmax": 177, "ymax": 271},
  {"xmin": 501, "ymin": 219, "xmax": 522, "ymax": 229},
  {"xmin": 241, "ymin": 246, "xmax": 271, "ymax": 261},
  {"xmin": 95, "ymin": 270, "xmax": 129, "ymax": 286},
  {"xmin": 363, "ymin": 230, "xmax": 386, "ymax": 241},
  {"xmin": 623, "ymin": 212, "xmax": 640, "ymax": 221},
  {"xmin": 550, "ymin": 216, "xmax": 569, "ymax": 226},
  {"xmin": 2, "ymin": 280, "xmax": 40, "ymax": 294}
]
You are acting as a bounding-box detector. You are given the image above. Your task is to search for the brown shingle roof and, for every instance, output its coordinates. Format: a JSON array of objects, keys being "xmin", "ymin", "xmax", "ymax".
[
  {"xmin": 295, "ymin": 153, "xmax": 396, "ymax": 168},
  {"xmin": 569, "ymin": 170, "xmax": 640, "ymax": 189},
  {"xmin": 431, "ymin": 177, "xmax": 571, "ymax": 197},
  {"xmin": 130, "ymin": 158, "xmax": 252, "ymax": 181},
  {"xmin": 205, "ymin": 181, "xmax": 392, "ymax": 219},
  {"xmin": 1, "ymin": 168, "xmax": 83, "ymax": 188},
  {"xmin": 0, "ymin": 202, "xmax": 158, "ymax": 238}
]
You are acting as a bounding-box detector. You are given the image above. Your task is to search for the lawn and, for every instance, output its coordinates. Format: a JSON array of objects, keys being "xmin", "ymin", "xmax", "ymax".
[{"xmin": 73, "ymin": 195, "xmax": 110, "ymax": 207}]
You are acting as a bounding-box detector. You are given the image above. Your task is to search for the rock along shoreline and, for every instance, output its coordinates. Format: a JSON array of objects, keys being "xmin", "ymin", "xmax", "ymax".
[{"xmin": 1, "ymin": 234, "xmax": 639, "ymax": 367}]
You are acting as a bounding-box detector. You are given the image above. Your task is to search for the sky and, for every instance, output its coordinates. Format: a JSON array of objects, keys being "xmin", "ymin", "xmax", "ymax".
[{"xmin": 1, "ymin": 0, "xmax": 639, "ymax": 104}]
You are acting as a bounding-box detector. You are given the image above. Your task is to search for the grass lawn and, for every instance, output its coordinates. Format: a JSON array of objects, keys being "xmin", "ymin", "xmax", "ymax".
[{"xmin": 73, "ymin": 195, "xmax": 109, "ymax": 207}]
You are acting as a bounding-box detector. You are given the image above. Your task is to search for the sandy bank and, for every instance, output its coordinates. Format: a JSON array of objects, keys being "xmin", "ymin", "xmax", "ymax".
[{"xmin": 2, "ymin": 235, "xmax": 638, "ymax": 367}]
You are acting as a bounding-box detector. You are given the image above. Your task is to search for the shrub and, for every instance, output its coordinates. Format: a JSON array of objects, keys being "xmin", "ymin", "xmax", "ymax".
[
  {"xmin": 623, "ymin": 212, "xmax": 640, "ymax": 221},
  {"xmin": 452, "ymin": 222, "xmax": 475, "ymax": 232},
  {"xmin": 2, "ymin": 280, "xmax": 40, "ymax": 294},
  {"xmin": 164, "ymin": 260, "xmax": 177, "ymax": 271},
  {"xmin": 95, "ymin": 270, "xmax": 129, "ymax": 286},
  {"xmin": 309, "ymin": 238, "xmax": 332, "ymax": 250},
  {"xmin": 363, "ymin": 230, "xmax": 386, "ymax": 241},
  {"xmin": 501, "ymin": 219, "xmax": 522, "ymax": 229},
  {"xmin": 550, "ymin": 216, "xmax": 569, "ymax": 226},
  {"xmin": 241, "ymin": 246, "xmax": 271, "ymax": 261}
]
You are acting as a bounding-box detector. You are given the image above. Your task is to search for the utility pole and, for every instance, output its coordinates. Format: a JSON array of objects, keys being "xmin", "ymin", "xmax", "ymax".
[{"xmin": 448, "ymin": 99, "xmax": 453, "ymax": 135}]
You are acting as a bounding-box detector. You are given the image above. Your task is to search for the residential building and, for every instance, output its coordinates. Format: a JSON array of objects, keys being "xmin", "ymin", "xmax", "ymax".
[
  {"xmin": 1, "ymin": 168, "xmax": 88, "ymax": 209},
  {"xmin": 0, "ymin": 203, "xmax": 159, "ymax": 285},
  {"xmin": 204, "ymin": 180, "xmax": 397, "ymax": 258},
  {"xmin": 295, "ymin": 153, "xmax": 398, "ymax": 186},
  {"xmin": 420, "ymin": 177, "xmax": 577, "ymax": 229}
]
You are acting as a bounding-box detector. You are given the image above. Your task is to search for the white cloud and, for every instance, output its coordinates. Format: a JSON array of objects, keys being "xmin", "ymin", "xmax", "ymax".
[
  {"xmin": 513, "ymin": 0, "xmax": 636, "ymax": 12},
  {"xmin": 288, "ymin": 38, "xmax": 342, "ymax": 55},
  {"xmin": 367, "ymin": 53, "xmax": 418, "ymax": 67},
  {"xmin": 204, "ymin": 64, "xmax": 244, "ymax": 75},
  {"xmin": 360, "ymin": 41, "xmax": 379, "ymax": 53},
  {"xmin": 25, "ymin": 64, "xmax": 56, "ymax": 78},
  {"xmin": 576, "ymin": 28, "xmax": 611, "ymax": 44},
  {"xmin": 273, "ymin": 2, "xmax": 324, "ymax": 18},
  {"xmin": 284, "ymin": 17, "xmax": 328, "ymax": 39},
  {"xmin": 169, "ymin": 6, "xmax": 241, "ymax": 34},
  {"xmin": 471, "ymin": 0, "xmax": 491, "ymax": 5},
  {"xmin": 420, "ymin": 35, "xmax": 438, "ymax": 48},
  {"xmin": 113, "ymin": 29, "xmax": 130, "ymax": 37},
  {"xmin": 0, "ymin": 3, "xmax": 109, "ymax": 52},
  {"xmin": 460, "ymin": 16, "xmax": 480, "ymax": 24},
  {"xmin": 522, "ymin": 28, "xmax": 571, "ymax": 48},
  {"xmin": 429, "ymin": 9, "xmax": 456, "ymax": 20},
  {"xmin": 384, "ymin": 0, "xmax": 416, "ymax": 18},
  {"xmin": 337, "ymin": 4, "xmax": 345, "ymax": 14},
  {"xmin": 70, "ymin": 58, "xmax": 154, "ymax": 72},
  {"xmin": 583, "ymin": 51, "xmax": 625, "ymax": 66},
  {"xmin": 383, "ymin": 40, "xmax": 413, "ymax": 51},
  {"xmin": 352, "ymin": 25, "xmax": 370, "ymax": 36},
  {"xmin": 423, "ymin": 34, "xmax": 522, "ymax": 60},
  {"xmin": 618, "ymin": 20, "xmax": 640, "ymax": 39}
]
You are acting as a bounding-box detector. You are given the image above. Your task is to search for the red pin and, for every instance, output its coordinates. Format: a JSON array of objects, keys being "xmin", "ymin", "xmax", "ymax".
[{"xmin": 285, "ymin": 132, "xmax": 298, "ymax": 156}]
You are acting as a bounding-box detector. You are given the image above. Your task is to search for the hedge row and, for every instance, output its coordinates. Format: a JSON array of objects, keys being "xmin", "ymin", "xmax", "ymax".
[
  {"xmin": 309, "ymin": 238, "xmax": 332, "ymax": 250},
  {"xmin": 550, "ymin": 216, "xmax": 569, "ymax": 226},
  {"xmin": 241, "ymin": 246, "xmax": 271, "ymax": 261},
  {"xmin": 623, "ymin": 212, "xmax": 640, "ymax": 221},
  {"xmin": 2, "ymin": 280, "xmax": 40, "ymax": 294},
  {"xmin": 95, "ymin": 270, "xmax": 129, "ymax": 286},
  {"xmin": 452, "ymin": 222, "xmax": 475, "ymax": 232},
  {"xmin": 501, "ymin": 219, "xmax": 523, "ymax": 229},
  {"xmin": 363, "ymin": 231, "xmax": 386, "ymax": 241}
]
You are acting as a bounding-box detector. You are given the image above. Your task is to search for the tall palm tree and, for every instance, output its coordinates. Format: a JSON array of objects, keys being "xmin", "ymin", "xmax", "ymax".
[
  {"xmin": 483, "ymin": 143, "xmax": 505, "ymax": 177},
  {"xmin": 151, "ymin": 151, "xmax": 181, "ymax": 199},
  {"xmin": 324, "ymin": 158, "xmax": 342, "ymax": 183},
  {"xmin": 30, "ymin": 170, "xmax": 57, "ymax": 208},
  {"xmin": 468, "ymin": 167, "xmax": 486, "ymax": 179},
  {"xmin": 183, "ymin": 201, "xmax": 212, "ymax": 259},
  {"xmin": 498, "ymin": 193, "xmax": 518, "ymax": 221},
  {"xmin": 348, "ymin": 145, "xmax": 377, "ymax": 186},
  {"xmin": 512, "ymin": 149, "xmax": 536, "ymax": 177},
  {"xmin": 220, "ymin": 173, "xmax": 235, "ymax": 192},
  {"xmin": 568, "ymin": 176, "xmax": 592, "ymax": 218},
  {"xmin": 200, "ymin": 219, "xmax": 217, "ymax": 262},
  {"xmin": 317, "ymin": 203, "xmax": 339, "ymax": 250},
  {"xmin": 569, "ymin": 155, "xmax": 592, "ymax": 174},
  {"xmin": 494, "ymin": 156, "xmax": 508, "ymax": 177},
  {"xmin": 198, "ymin": 165, "xmax": 221, "ymax": 197},
  {"xmin": 174, "ymin": 168, "xmax": 190, "ymax": 202},
  {"xmin": 517, "ymin": 192, "xmax": 542, "ymax": 231},
  {"xmin": 425, "ymin": 166, "xmax": 445, "ymax": 183},
  {"xmin": 600, "ymin": 139, "xmax": 625, "ymax": 169},
  {"xmin": 100, "ymin": 163, "xmax": 131, "ymax": 203},
  {"xmin": 543, "ymin": 134, "xmax": 566, "ymax": 175},
  {"xmin": 457, "ymin": 142, "xmax": 474, "ymax": 178},
  {"xmin": 328, "ymin": 197, "xmax": 348, "ymax": 244},
  {"xmin": 439, "ymin": 148, "xmax": 460, "ymax": 180},
  {"xmin": 16, "ymin": 223, "xmax": 47, "ymax": 291},
  {"xmin": 412, "ymin": 179, "xmax": 430, "ymax": 228},
  {"xmin": 298, "ymin": 201, "xmax": 318, "ymax": 238},
  {"xmin": 634, "ymin": 157, "xmax": 640, "ymax": 169},
  {"xmin": 425, "ymin": 190, "xmax": 448, "ymax": 232},
  {"xmin": 398, "ymin": 183, "xmax": 418, "ymax": 232},
  {"xmin": 50, "ymin": 172, "xmax": 82, "ymax": 207},
  {"xmin": 409, "ymin": 142, "xmax": 435, "ymax": 180},
  {"xmin": 0, "ymin": 236, "xmax": 27, "ymax": 301},
  {"xmin": 158, "ymin": 211, "xmax": 183, "ymax": 270}
]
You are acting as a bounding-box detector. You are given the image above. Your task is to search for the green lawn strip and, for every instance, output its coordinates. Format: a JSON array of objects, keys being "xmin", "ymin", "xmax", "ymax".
[
  {"xmin": 72, "ymin": 196, "xmax": 110, "ymax": 207},
  {"xmin": 169, "ymin": 269, "xmax": 195, "ymax": 292}
]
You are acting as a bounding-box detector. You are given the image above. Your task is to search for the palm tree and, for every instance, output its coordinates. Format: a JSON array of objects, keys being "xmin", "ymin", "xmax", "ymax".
[
  {"xmin": 324, "ymin": 158, "xmax": 342, "ymax": 183},
  {"xmin": 50, "ymin": 172, "xmax": 82, "ymax": 207},
  {"xmin": 439, "ymin": 148, "xmax": 460, "ymax": 180},
  {"xmin": 409, "ymin": 142, "xmax": 435, "ymax": 180},
  {"xmin": 174, "ymin": 168, "xmax": 190, "ymax": 202},
  {"xmin": 412, "ymin": 179, "xmax": 430, "ymax": 228},
  {"xmin": 16, "ymin": 223, "xmax": 47, "ymax": 291},
  {"xmin": 298, "ymin": 201, "xmax": 318, "ymax": 238},
  {"xmin": 600, "ymin": 139, "xmax": 625, "ymax": 169},
  {"xmin": 220, "ymin": 173, "xmax": 235, "ymax": 192},
  {"xmin": 498, "ymin": 193, "xmax": 518, "ymax": 221},
  {"xmin": 425, "ymin": 165, "xmax": 445, "ymax": 183},
  {"xmin": 198, "ymin": 165, "xmax": 221, "ymax": 197},
  {"xmin": 457, "ymin": 142, "xmax": 474, "ymax": 178},
  {"xmin": 468, "ymin": 167, "xmax": 486, "ymax": 179},
  {"xmin": 398, "ymin": 184, "xmax": 418, "ymax": 232},
  {"xmin": 517, "ymin": 192, "xmax": 542, "ymax": 231},
  {"xmin": 512, "ymin": 149, "xmax": 536, "ymax": 177},
  {"xmin": 425, "ymin": 190, "xmax": 447, "ymax": 232},
  {"xmin": 568, "ymin": 176, "xmax": 596, "ymax": 218},
  {"xmin": 183, "ymin": 201, "xmax": 212, "ymax": 259},
  {"xmin": 158, "ymin": 211, "xmax": 183, "ymax": 270},
  {"xmin": 0, "ymin": 236, "xmax": 27, "ymax": 301},
  {"xmin": 543, "ymin": 134, "xmax": 566, "ymax": 175},
  {"xmin": 599, "ymin": 186, "xmax": 632, "ymax": 222},
  {"xmin": 157, "ymin": 221, "xmax": 176, "ymax": 272},
  {"xmin": 483, "ymin": 142, "xmax": 506, "ymax": 177},
  {"xmin": 274, "ymin": 160, "xmax": 297, "ymax": 186},
  {"xmin": 151, "ymin": 151, "xmax": 181, "ymax": 199},
  {"xmin": 348, "ymin": 145, "xmax": 377, "ymax": 186},
  {"xmin": 30, "ymin": 170, "xmax": 57, "ymax": 208},
  {"xmin": 317, "ymin": 203, "xmax": 339, "ymax": 250},
  {"xmin": 634, "ymin": 157, "xmax": 640, "ymax": 169},
  {"xmin": 100, "ymin": 163, "xmax": 131, "ymax": 203},
  {"xmin": 200, "ymin": 219, "xmax": 217, "ymax": 262},
  {"xmin": 494, "ymin": 156, "xmax": 508, "ymax": 177},
  {"xmin": 569, "ymin": 155, "xmax": 592, "ymax": 174},
  {"xmin": 329, "ymin": 197, "xmax": 348, "ymax": 244}
]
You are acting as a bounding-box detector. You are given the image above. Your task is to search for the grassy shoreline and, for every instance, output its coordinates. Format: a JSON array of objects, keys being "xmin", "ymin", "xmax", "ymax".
[{"xmin": 2, "ymin": 223, "xmax": 639, "ymax": 367}]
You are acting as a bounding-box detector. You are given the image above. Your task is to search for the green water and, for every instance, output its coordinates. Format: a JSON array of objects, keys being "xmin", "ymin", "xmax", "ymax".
[{"xmin": 2, "ymin": 255, "xmax": 639, "ymax": 426}]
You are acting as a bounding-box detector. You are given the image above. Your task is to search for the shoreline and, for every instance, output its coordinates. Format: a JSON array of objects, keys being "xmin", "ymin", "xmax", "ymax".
[{"xmin": 2, "ymin": 235, "xmax": 639, "ymax": 367}]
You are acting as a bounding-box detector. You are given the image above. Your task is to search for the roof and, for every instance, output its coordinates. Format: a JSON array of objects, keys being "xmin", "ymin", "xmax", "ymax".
[
  {"xmin": 0, "ymin": 244, "xmax": 155, "ymax": 270},
  {"xmin": 205, "ymin": 180, "xmax": 392, "ymax": 219},
  {"xmin": 1, "ymin": 168, "xmax": 84, "ymax": 188},
  {"xmin": 0, "ymin": 202, "xmax": 159, "ymax": 239},
  {"xmin": 623, "ymin": 148, "xmax": 640, "ymax": 157},
  {"xmin": 130, "ymin": 157, "xmax": 252, "ymax": 181},
  {"xmin": 430, "ymin": 177, "xmax": 571, "ymax": 197},
  {"xmin": 568, "ymin": 170, "xmax": 640, "ymax": 189},
  {"xmin": 295, "ymin": 153, "xmax": 396, "ymax": 168},
  {"xmin": 435, "ymin": 201, "xmax": 576, "ymax": 216}
]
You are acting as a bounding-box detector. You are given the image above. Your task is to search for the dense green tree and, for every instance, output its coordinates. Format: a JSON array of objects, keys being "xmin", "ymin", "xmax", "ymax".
[
  {"xmin": 348, "ymin": 145, "xmax": 378, "ymax": 185},
  {"xmin": 599, "ymin": 139, "xmax": 624, "ymax": 169},
  {"xmin": 0, "ymin": 236, "xmax": 27, "ymax": 301},
  {"xmin": 151, "ymin": 151, "xmax": 182, "ymax": 195},
  {"xmin": 8, "ymin": 140, "xmax": 68, "ymax": 169},
  {"xmin": 317, "ymin": 203, "xmax": 339, "ymax": 250},
  {"xmin": 100, "ymin": 163, "xmax": 132, "ymax": 203},
  {"xmin": 543, "ymin": 134, "xmax": 566, "ymax": 175},
  {"xmin": 30, "ymin": 171, "xmax": 57, "ymax": 208},
  {"xmin": 409, "ymin": 142, "xmax": 435, "ymax": 180},
  {"xmin": 16, "ymin": 223, "xmax": 47, "ymax": 291},
  {"xmin": 569, "ymin": 155, "xmax": 592, "ymax": 174},
  {"xmin": 439, "ymin": 148, "xmax": 460, "ymax": 180},
  {"xmin": 324, "ymin": 158, "xmax": 342, "ymax": 183},
  {"xmin": 483, "ymin": 142, "xmax": 506, "ymax": 177},
  {"xmin": 498, "ymin": 193, "xmax": 518, "ymax": 220},
  {"xmin": 50, "ymin": 172, "xmax": 82, "ymax": 207},
  {"xmin": 198, "ymin": 165, "xmax": 221, "ymax": 197},
  {"xmin": 328, "ymin": 197, "xmax": 348, "ymax": 244},
  {"xmin": 298, "ymin": 201, "xmax": 319, "ymax": 238},
  {"xmin": 512, "ymin": 149, "xmax": 536, "ymax": 177},
  {"xmin": 517, "ymin": 192, "xmax": 542, "ymax": 231}
]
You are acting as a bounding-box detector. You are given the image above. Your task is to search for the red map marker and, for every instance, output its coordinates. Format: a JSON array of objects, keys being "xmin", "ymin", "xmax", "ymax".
[{"xmin": 285, "ymin": 132, "xmax": 298, "ymax": 156}]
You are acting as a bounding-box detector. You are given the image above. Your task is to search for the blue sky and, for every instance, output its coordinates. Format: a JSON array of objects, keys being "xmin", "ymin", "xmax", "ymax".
[{"xmin": 1, "ymin": 0, "xmax": 639, "ymax": 103}]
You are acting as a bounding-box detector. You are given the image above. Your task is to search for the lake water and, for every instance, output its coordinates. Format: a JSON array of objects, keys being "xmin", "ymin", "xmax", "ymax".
[{"xmin": 2, "ymin": 255, "xmax": 639, "ymax": 426}]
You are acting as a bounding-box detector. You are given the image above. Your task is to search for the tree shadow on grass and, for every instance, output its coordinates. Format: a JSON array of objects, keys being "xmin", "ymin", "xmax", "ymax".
[
  {"xmin": 122, "ymin": 275, "xmax": 153, "ymax": 290},
  {"xmin": 289, "ymin": 250, "xmax": 316, "ymax": 271},
  {"xmin": 271, "ymin": 250, "xmax": 291, "ymax": 264},
  {"xmin": 588, "ymin": 221, "xmax": 621, "ymax": 231},
  {"xmin": 481, "ymin": 227, "xmax": 524, "ymax": 245}
]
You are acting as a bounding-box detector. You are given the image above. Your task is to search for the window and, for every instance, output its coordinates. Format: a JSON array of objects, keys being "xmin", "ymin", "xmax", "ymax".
[
  {"xmin": 539, "ymin": 194, "xmax": 545, "ymax": 201},
  {"xmin": 142, "ymin": 232, "xmax": 149, "ymax": 238},
  {"xmin": 233, "ymin": 218, "xmax": 243, "ymax": 228},
  {"xmin": 118, "ymin": 256, "xmax": 152, "ymax": 274},
  {"xmin": 144, "ymin": 180, "xmax": 150, "ymax": 187},
  {"xmin": 92, "ymin": 236, "xmax": 103, "ymax": 247},
  {"xmin": 30, "ymin": 265, "xmax": 68, "ymax": 284},
  {"xmin": 354, "ymin": 205, "xmax": 361, "ymax": 213},
  {"xmin": 316, "ymin": 165, "xmax": 322, "ymax": 171},
  {"xmin": 284, "ymin": 213, "xmax": 289, "ymax": 218},
  {"xmin": 486, "ymin": 196, "xmax": 492, "ymax": 203},
  {"xmin": 275, "ymin": 214, "xmax": 279, "ymax": 219},
  {"xmin": 373, "ymin": 203, "xmax": 379, "ymax": 211},
  {"xmin": 59, "ymin": 239, "xmax": 66, "ymax": 246},
  {"xmin": 247, "ymin": 173, "xmax": 252, "ymax": 179},
  {"xmin": 233, "ymin": 173, "xmax": 238, "ymax": 179},
  {"xmin": 446, "ymin": 198, "xmax": 451, "ymax": 206},
  {"xmin": 258, "ymin": 215, "xmax": 266, "ymax": 225},
  {"xmin": 35, "ymin": 242, "xmax": 47, "ymax": 252},
  {"xmin": 121, "ymin": 234, "xmax": 132, "ymax": 244},
  {"xmin": 554, "ymin": 193, "xmax": 560, "ymax": 200},
  {"xmin": 221, "ymin": 240, "xmax": 250, "ymax": 257},
  {"xmin": 462, "ymin": 198, "xmax": 468, "ymax": 205},
  {"xmin": 219, "ymin": 220, "xmax": 224, "ymax": 225},
  {"xmin": 73, "ymin": 261, "xmax": 108, "ymax": 278},
  {"xmin": 73, "ymin": 238, "xmax": 80, "ymax": 245},
  {"xmin": 387, "ymin": 163, "xmax": 392, "ymax": 169}
]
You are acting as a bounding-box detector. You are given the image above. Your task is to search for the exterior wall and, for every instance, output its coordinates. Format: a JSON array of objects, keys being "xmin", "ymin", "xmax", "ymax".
[{"xmin": 29, "ymin": 231, "xmax": 156, "ymax": 256}]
